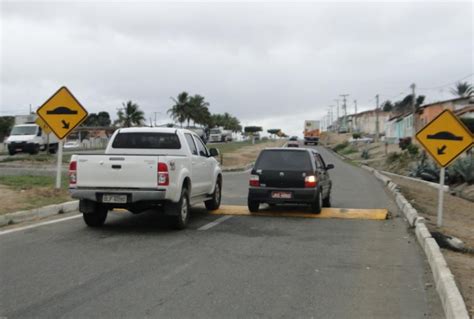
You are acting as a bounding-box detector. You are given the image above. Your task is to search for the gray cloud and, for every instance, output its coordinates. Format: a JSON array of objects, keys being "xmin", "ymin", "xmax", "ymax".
[{"xmin": 1, "ymin": 1, "xmax": 472, "ymax": 136}]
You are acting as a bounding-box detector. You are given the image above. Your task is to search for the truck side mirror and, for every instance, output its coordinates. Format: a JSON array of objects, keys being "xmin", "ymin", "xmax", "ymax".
[
  {"xmin": 37, "ymin": 127, "xmax": 42, "ymax": 136},
  {"xmin": 209, "ymin": 148, "xmax": 219, "ymax": 157},
  {"xmin": 326, "ymin": 164, "xmax": 334, "ymax": 170}
]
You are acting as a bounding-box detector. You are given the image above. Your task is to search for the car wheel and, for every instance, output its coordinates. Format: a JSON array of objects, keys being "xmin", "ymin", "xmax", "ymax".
[
  {"xmin": 8, "ymin": 148, "xmax": 15, "ymax": 156},
  {"xmin": 30, "ymin": 145, "xmax": 40, "ymax": 155},
  {"xmin": 205, "ymin": 178, "xmax": 221, "ymax": 211},
  {"xmin": 310, "ymin": 189, "xmax": 323, "ymax": 214},
  {"xmin": 323, "ymin": 191, "xmax": 331, "ymax": 207},
  {"xmin": 83, "ymin": 206, "xmax": 108, "ymax": 227},
  {"xmin": 170, "ymin": 187, "xmax": 190, "ymax": 230},
  {"xmin": 248, "ymin": 199, "xmax": 260, "ymax": 213}
]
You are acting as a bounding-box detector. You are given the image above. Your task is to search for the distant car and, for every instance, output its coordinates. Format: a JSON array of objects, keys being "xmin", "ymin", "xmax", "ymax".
[
  {"xmin": 64, "ymin": 140, "xmax": 81, "ymax": 149},
  {"xmin": 248, "ymin": 148, "xmax": 333, "ymax": 214},
  {"xmin": 287, "ymin": 137, "xmax": 299, "ymax": 147}
]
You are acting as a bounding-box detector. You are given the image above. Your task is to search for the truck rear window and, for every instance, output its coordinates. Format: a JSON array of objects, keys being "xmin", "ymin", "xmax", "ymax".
[
  {"xmin": 112, "ymin": 132, "xmax": 181, "ymax": 149},
  {"xmin": 255, "ymin": 150, "xmax": 312, "ymax": 171}
]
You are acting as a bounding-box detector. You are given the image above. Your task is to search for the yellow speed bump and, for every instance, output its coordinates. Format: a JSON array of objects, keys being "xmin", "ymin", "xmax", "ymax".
[{"xmin": 210, "ymin": 205, "xmax": 388, "ymax": 220}]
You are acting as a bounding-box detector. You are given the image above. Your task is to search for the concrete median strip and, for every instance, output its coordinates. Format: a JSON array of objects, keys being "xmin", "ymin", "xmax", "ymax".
[
  {"xmin": 0, "ymin": 200, "xmax": 79, "ymax": 227},
  {"xmin": 210, "ymin": 205, "xmax": 388, "ymax": 220}
]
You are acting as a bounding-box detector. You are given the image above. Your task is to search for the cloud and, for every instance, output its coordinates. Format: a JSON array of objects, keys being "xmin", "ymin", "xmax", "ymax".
[{"xmin": 1, "ymin": 1, "xmax": 472, "ymax": 136}]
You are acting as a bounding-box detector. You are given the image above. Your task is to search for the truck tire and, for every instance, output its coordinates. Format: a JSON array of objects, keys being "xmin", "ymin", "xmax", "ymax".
[
  {"xmin": 310, "ymin": 189, "xmax": 322, "ymax": 214},
  {"xmin": 30, "ymin": 145, "xmax": 40, "ymax": 155},
  {"xmin": 83, "ymin": 207, "xmax": 108, "ymax": 227},
  {"xmin": 205, "ymin": 178, "xmax": 221, "ymax": 211},
  {"xmin": 8, "ymin": 148, "xmax": 15, "ymax": 156},
  {"xmin": 248, "ymin": 199, "xmax": 260, "ymax": 213},
  {"xmin": 169, "ymin": 187, "xmax": 190, "ymax": 230}
]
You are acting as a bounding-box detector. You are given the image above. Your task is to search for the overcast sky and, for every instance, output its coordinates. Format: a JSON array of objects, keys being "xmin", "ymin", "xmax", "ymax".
[{"xmin": 1, "ymin": 1, "xmax": 472, "ymax": 136}]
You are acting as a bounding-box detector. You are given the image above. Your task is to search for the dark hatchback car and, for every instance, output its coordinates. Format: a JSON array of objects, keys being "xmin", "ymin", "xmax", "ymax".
[{"xmin": 248, "ymin": 148, "xmax": 333, "ymax": 214}]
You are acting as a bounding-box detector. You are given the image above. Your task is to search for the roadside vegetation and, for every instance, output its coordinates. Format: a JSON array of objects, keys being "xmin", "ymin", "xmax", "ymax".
[{"xmin": 0, "ymin": 174, "xmax": 71, "ymax": 215}]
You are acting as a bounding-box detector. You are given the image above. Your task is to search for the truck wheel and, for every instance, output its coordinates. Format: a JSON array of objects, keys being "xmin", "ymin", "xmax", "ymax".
[
  {"xmin": 8, "ymin": 148, "xmax": 15, "ymax": 156},
  {"xmin": 248, "ymin": 199, "xmax": 260, "ymax": 213},
  {"xmin": 83, "ymin": 207, "xmax": 108, "ymax": 227},
  {"xmin": 310, "ymin": 190, "xmax": 322, "ymax": 214},
  {"xmin": 205, "ymin": 179, "xmax": 221, "ymax": 211},
  {"xmin": 170, "ymin": 187, "xmax": 190, "ymax": 230}
]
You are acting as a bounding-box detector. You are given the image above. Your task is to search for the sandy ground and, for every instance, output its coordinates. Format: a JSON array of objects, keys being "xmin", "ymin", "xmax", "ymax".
[
  {"xmin": 0, "ymin": 185, "xmax": 71, "ymax": 215},
  {"xmin": 389, "ymin": 175, "xmax": 474, "ymax": 316},
  {"xmin": 221, "ymin": 140, "xmax": 286, "ymax": 168}
]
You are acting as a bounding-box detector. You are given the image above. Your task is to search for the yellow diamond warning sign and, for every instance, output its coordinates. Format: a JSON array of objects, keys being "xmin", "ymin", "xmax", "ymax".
[
  {"xmin": 36, "ymin": 87, "xmax": 88, "ymax": 140},
  {"xmin": 416, "ymin": 109, "xmax": 473, "ymax": 167}
]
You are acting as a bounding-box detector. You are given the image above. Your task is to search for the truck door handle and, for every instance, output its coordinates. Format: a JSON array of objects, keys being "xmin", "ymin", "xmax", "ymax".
[{"xmin": 112, "ymin": 165, "xmax": 121, "ymax": 169}]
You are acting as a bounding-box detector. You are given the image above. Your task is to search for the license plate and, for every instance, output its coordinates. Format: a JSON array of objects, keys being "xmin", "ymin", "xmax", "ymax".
[
  {"xmin": 102, "ymin": 194, "xmax": 127, "ymax": 203},
  {"xmin": 271, "ymin": 191, "xmax": 292, "ymax": 199}
]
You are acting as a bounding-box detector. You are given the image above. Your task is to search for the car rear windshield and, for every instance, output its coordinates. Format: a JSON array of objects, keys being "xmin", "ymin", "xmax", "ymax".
[
  {"xmin": 112, "ymin": 132, "xmax": 181, "ymax": 149},
  {"xmin": 255, "ymin": 150, "xmax": 312, "ymax": 171}
]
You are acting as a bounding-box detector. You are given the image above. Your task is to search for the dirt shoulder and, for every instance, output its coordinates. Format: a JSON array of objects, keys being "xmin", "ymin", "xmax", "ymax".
[
  {"xmin": 389, "ymin": 175, "xmax": 474, "ymax": 316},
  {"xmin": 219, "ymin": 139, "xmax": 286, "ymax": 168}
]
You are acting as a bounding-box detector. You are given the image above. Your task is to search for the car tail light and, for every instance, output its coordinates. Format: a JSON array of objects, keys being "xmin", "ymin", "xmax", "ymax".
[
  {"xmin": 69, "ymin": 161, "xmax": 77, "ymax": 186},
  {"xmin": 305, "ymin": 175, "xmax": 317, "ymax": 188},
  {"xmin": 158, "ymin": 162, "xmax": 169, "ymax": 186},
  {"xmin": 249, "ymin": 174, "xmax": 260, "ymax": 187}
]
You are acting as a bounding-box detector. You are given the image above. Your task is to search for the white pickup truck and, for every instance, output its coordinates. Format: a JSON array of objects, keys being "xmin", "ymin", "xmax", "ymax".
[{"xmin": 69, "ymin": 127, "xmax": 222, "ymax": 229}]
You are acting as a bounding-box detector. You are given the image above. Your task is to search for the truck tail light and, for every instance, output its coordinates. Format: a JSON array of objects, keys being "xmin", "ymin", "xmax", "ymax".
[
  {"xmin": 158, "ymin": 162, "xmax": 169, "ymax": 186},
  {"xmin": 69, "ymin": 161, "xmax": 77, "ymax": 186},
  {"xmin": 305, "ymin": 175, "xmax": 317, "ymax": 188},
  {"xmin": 249, "ymin": 174, "xmax": 260, "ymax": 187}
]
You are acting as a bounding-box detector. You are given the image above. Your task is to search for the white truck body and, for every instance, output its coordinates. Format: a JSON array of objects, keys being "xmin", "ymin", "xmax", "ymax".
[
  {"xmin": 303, "ymin": 120, "xmax": 321, "ymax": 145},
  {"xmin": 209, "ymin": 127, "xmax": 232, "ymax": 143},
  {"xmin": 5, "ymin": 115, "xmax": 60, "ymax": 155},
  {"xmin": 70, "ymin": 127, "xmax": 222, "ymax": 228}
]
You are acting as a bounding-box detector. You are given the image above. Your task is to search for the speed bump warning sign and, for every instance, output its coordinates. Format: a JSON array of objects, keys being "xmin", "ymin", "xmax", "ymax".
[
  {"xmin": 36, "ymin": 87, "xmax": 88, "ymax": 140},
  {"xmin": 416, "ymin": 109, "xmax": 473, "ymax": 167}
]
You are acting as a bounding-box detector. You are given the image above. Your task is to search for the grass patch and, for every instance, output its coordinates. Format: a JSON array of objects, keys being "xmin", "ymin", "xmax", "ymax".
[
  {"xmin": 210, "ymin": 140, "xmax": 274, "ymax": 154},
  {"xmin": 0, "ymin": 153, "xmax": 72, "ymax": 164},
  {"xmin": 0, "ymin": 174, "xmax": 69, "ymax": 190},
  {"xmin": 333, "ymin": 141, "xmax": 349, "ymax": 153}
]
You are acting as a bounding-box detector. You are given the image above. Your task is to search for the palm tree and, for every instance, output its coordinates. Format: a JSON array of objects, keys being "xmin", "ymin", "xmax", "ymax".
[
  {"xmin": 168, "ymin": 92, "xmax": 190, "ymax": 127},
  {"xmin": 188, "ymin": 94, "xmax": 210, "ymax": 126},
  {"xmin": 116, "ymin": 101, "xmax": 145, "ymax": 127},
  {"xmin": 450, "ymin": 81, "xmax": 473, "ymax": 97}
]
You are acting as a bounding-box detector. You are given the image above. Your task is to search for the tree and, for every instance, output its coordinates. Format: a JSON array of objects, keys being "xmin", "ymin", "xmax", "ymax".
[
  {"xmin": 267, "ymin": 129, "xmax": 281, "ymax": 139},
  {"xmin": 188, "ymin": 94, "xmax": 210, "ymax": 126},
  {"xmin": 208, "ymin": 113, "xmax": 242, "ymax": 132},
  {"xmin": 450, "ymin": 81, "xmax": 473, "ymax": 98},
  {"xmin": 393, "ymin": 94, "xmax": 425, "ymax": 115},
  {"xmin": 168, "ymin": 92, "xmax": 190, "ymax": 127},
  {"xmin": 116, "ymin": 101, "xmax": 145, "ymax": 127},
  {"xmin": 0, "ymin": 116, "xmax": 14, "ymax": 141},
  {"xmin": 97, "ymin": 111, "xmax": 111, "ymax": 126},
  {"xmin": 382, "ymin": 100, "xmax": 393, "ymax": 112}
]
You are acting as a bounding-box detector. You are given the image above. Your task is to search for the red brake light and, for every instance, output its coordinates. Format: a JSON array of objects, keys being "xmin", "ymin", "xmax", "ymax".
[
  {"xmin": 249, "ymin": 175, "xmax": 260, "ymax": 187},
  {"xmin": 305, "ymin": 175, "xmax": 317, "ymax": 188},
  {"xmin": 158, "ymin": 162, "xmax": 169, "ymax": 186},
  {"xmin": 69, "ymin": 161, "xmax": 77, "ymax": 185}
]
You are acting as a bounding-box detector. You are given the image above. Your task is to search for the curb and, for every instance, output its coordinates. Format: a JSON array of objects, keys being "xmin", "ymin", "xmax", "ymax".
[
  {"xmin": 379, "ymin": 169, "xmax": 450, "ymax": 192},
  {"xmin": 0, "ymin": 201, "xmax": 79, "ymax": 227},
  {"xmin": 367, "ymin": 162, "xmax": 469, "ymax": 319},
  {"xmin": 222, "ymin": 163, "xmax": 254, "ymax": 172}
]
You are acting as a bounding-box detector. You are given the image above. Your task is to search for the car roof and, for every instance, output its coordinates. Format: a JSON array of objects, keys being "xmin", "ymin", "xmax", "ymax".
[{"xmin": 117, "ymin": 127, "xmax": 194, "ymax": 134}]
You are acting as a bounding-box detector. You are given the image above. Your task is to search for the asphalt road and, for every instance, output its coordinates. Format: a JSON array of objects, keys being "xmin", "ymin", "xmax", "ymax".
[{"xmin": 0, "ymin": 145, "xmax": 442, "ymax": 318}]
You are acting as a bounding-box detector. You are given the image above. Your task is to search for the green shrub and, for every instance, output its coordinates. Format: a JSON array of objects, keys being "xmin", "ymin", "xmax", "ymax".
[
  {"xmin": 333, "ymin": 141, "xmax": 349, "ymax": 152},
  {"xmin": 361, "ymin": 149, "xmax": 370, "ymax": 159},
  {"xmin": 406, "ymin": 144, "xmax": 419, "ymax": 156},
  {"xmin": 352, "ymin": 133, "xmax": 361, "ymax": 139},
  {"xmin": 451, "ymin": 154, "xmax": 474, "ymax": 184},
  {"xmin": 386, "ymin": 152, "xmax": 401, "ymax": 164},
  {"xmin": 398, "ymin": 137, "xmax": 412, "ymax": 150},
  {"xmin": 341, "ymin": 147, "xmax": 357, "ymax": 155}
]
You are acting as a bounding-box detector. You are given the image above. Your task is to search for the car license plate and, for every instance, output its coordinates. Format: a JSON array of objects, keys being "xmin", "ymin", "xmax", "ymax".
[
  {"xmin": 271, "ymin": 191, "xmax": 292, "ymax": 199},
  {"xmin": 102, "ymin": 194, "xmax": 127, "ymax": 203}
]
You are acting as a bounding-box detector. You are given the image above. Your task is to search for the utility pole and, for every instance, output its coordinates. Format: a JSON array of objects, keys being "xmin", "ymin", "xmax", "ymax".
[
  {"xmin": 328, "ymin": 105, "xmax": 335, "ymax": 131},
  {"xmin": 410, "ymin": 83, "xmax": 416, "ymax": 136},
  {"xmin": 334, "ymin": 99, "xmax": 340, "ymax": 132},
  {"xmin": 340, "ymin": 94, "xmax": 349, "ymax": 131},
  {"xmin": 375, "ymin": 94, "xmax": 380, "ymax": 142},
  {"xmin": 353, "ymin": 99, "xmax": 358, "ymax": 132}
]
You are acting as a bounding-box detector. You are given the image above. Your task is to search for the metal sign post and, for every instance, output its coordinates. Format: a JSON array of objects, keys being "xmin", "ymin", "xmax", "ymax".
[
  {"xmin": 437, "ymin": 167, "xmax": 445, "ymax": 227},
  {"xmin": 55, "ymin": 140, "xmax": 63, "ymax": 189}
]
